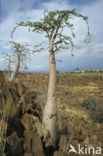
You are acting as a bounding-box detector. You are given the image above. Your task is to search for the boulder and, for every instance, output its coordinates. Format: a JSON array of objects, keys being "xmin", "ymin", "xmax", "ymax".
[
  {"xmin": 31, "ymin": 116, "xmax": 42, "ymax": 137},
  {"xmin": 23, "ymin": 153, "xmax": 33, "ymax": 156},
  {"xmin": 53, "ymin": 151, "xmax": 69, "ymax": 156},
  {"xmin": 23, "ymin": 133, "xmax": 45, "ymax": 156},
  {"xmin": 0, "ymin": 72, "xmax": 45, "ymax": 156},
  {"xmin": 59, "ymin": 135, "xmax": 68, "ymax": 152},
  {"xmin": 0, "ymin": 71, "xmax": 5, "ymax": 89},
  {"xmin": 6, "ymin": 132, "xmax": 23, "ymax": 156},
  {"xmin": 21, "ymin": 113, "xmax": 34, "ymax": 132}
]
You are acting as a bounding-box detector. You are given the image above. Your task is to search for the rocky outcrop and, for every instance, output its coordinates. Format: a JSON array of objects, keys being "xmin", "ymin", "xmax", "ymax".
[
  {"xmin": 59, "ymin": 135, "xmax": 68, "ymax": 152},
  {"xmin": 0, "ymin": 71, "xmax": 44, "ymax": 156},
  {"xmin": 53, "ymin": 151, "xmax": 69, "ymax": 156},
  {"xmin": 6, "ymin": 132, "xmax": 23, "ymax": 156},
  {"xmin": 0, "ymin": 71, "xmax": 70, "ymax": 156}
]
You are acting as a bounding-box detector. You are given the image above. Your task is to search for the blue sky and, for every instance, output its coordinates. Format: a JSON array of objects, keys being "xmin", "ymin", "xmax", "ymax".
[
  {"xmin": 0, "ymin": 0, "xmax": 103, "ymax": 72},
  {"xmin": 69, "ymin": 0, "xmax": 97, "ymax": 5}
]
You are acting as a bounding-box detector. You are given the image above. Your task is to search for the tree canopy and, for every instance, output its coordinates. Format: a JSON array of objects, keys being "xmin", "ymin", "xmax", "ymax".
[
  {"xmin": 11, "ymin": 9, "xmax": 90, "ymax": 55},
  {"xmin": 9, "ymin": 41, "xmax": 31, "ymax": 70}
]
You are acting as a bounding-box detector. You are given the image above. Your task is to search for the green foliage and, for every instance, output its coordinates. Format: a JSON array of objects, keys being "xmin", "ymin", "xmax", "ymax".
[
  {"xmin": 10, "ymin": 41, "xmax": 30, "ymax": 60},
  {"xmin": 75, "ymin": 67, "xmax": 79, "ymax": 71},
  {"xmin": 8, "ymin": 41, "xmax": 31, "ymax": 71},
  {"xmin": 56, "ymin": 70, "xmax": 60, "ymax": 74},
  {"xmin": 11, "ymin": 9, "xmax": 90, "ymax": 55},
  {"xmin": 82, "ymin": 95, "xmax": 93, "ymax": 109}
]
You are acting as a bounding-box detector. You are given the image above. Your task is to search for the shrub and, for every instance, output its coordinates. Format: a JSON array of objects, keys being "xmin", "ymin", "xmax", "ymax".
[
  {"xmin": 82, "ymin": 96, "xmax": 103, "ymax": 123},
  {"xmin": 56, "ymin": 70, "xmax": 59, "ymax": 74}
]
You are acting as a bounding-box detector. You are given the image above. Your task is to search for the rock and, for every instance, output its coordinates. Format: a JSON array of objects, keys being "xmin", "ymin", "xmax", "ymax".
[
  {"xmin": 23, "ymin": 131, "xmax": 33, "ymax": 153},
  {"xmin": 16, "ymin": 82, "xmax": 28, "ymax": 97},
  {"xmin": 32, "ymin": 116, "xmax": 42, "ymax": 137},
  {"xmin": 0, "ymin": 71, "xmax": 6, "ymax": 86},
  {"xmin": 45, "ymin": 134, "xmax": 55, "ymax": 148},
  {"xmin": 0, "ymin": 119, "xmax": 7, "ymax": 133},
  {"xmin": 21, "ymin": 113, "xmax": 34, "ymax": 132},
  {"xmin": 0, "ymin": 71, "xmax": 5, "ymax": 89},
  {"xmin": 53, "ymin": 151, "xmax": 69, "ymax": 156},
  {"xmin": 23, "ymin": 153, "xmax": 33, "ymax": 156},
  {"xmin": 23, "ymin": 133, "xmax": 45, "ymax": 156},
  {"xmin": 59, "ymin": 135, "xmax": 68, "ymax": 152},
  {"xmin": 21, "ymin": 95, "xmax": 42, "ymax": 122},
  {"xmin": 6, "ymin": 132, "xmax": 23, "ymax": 156},
  {"xmin": 7, "ymin": 114, "xmax": 24, "ymax": 137},
  {"xmin": 31, "ymin": 133, "xmax": 45, "ymax": 156},
  {"xmin": 0, "ymin": 119, "xmax": 7, "ymax": 154},
  {"xmin": 0, "ymin": 72, "xmax": 45, "ymax": 156},
  {"xmin": 33, "ymin": 127, "xmax": 37, "ymax": 133},
  {"xmin": 0, "ymin": 72, "xmax": 11, "ymax": 100}
]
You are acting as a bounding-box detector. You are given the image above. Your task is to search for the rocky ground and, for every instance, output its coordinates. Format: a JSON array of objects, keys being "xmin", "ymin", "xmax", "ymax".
[{"xmin": 0, "ymin": 71, "xmax": 103, "ymax": 156}]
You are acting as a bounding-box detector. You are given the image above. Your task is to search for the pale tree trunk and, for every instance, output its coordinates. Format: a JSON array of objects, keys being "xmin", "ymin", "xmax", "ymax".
[
  {"xmin": 42, "ymin": 40, "xmax": 57, "ymax": 143},
  {"xmin": 10, "ymin": 55, "xmax": 20, "ymax": 81}
]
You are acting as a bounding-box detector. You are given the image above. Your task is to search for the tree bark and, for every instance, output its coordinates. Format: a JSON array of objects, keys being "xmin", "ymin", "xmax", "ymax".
[
  {"xmin": 10, "ymin": 55, "xmax": 20, "ymax": 81},
  {"xmin": 42, "ymin": 40, "xmax": 57, "ymax": 143}
]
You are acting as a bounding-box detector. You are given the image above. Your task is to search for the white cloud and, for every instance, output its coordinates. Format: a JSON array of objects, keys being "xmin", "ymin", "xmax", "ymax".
[{"xmin": 0, "ymin": 0, "xmax": 103, "ymax": 71}]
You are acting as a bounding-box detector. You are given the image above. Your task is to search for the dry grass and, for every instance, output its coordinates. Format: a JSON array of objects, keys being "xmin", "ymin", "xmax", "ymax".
[
  {"xmin": 0, "ymin": 80, "xmax": 21, "ymax": 155},
  {"xmin": 35, "ymin": 87, "xmax": 47, "ymax": 113},
  {"xmin": 1, "ymin": 71, "xmax": 103, "ymax": 153},
  {"xmin": 0, "ymin": 99, "xmax": 9, "ymax": 156}
]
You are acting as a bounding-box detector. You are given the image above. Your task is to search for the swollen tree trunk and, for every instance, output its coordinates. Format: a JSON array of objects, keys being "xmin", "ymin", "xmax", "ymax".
[
  {"xmin": 42, "ymin": 40, "xmax": 57, "ymax": 143},
  {"xmin": 10, "ymin": 55, "xmax": 20, "ymax": 81}
]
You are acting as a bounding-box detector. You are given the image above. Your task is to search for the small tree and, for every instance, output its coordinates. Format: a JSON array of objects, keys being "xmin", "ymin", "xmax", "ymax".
[
  {"xmin": 3, "ymin": 53, "xmax": 14, "ymax": 77},
  {"xmin": 9, "ymin": 41, "xmax": 30, "ymax": 81},
  {"xmin": 11, "ymin": 9, "xmax": 90, "ymax": 143},
  {"xmin": 75, "ymin": 67, "xmax": 79, "ymax": 71}
]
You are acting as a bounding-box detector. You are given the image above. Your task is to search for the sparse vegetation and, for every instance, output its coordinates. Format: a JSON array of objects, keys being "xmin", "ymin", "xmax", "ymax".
[
  {"xmin": 11, "ymin": 9, "xmax": 90, "ymax": 143},
  {"xmin": 82, "ymin": 95, "xmax": 103, "ymax": 122},
  {"xmin": 56, "ymin": 70, "xmax": 60, "ymax": 74},
  {"xmin": 75, "ymin": 67, "xmax": 79, "ymax": 71},
  {"xmin": 35, "ymin": 87, "xmax": 47, "ymax": 113},
  {"xmin": 0, "ymin": 4, "xmax": 103, "ymax": 155},
  {"xmin": 0, "ymin": 71, "xmax": 103, "ymax": 156},
  {"xmin": 5, "ymin": 41, "xmax": 31, "ymax": 81}
]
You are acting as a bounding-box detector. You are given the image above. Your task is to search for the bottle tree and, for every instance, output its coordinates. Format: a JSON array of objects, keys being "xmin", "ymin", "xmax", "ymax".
[
  {"xmin": 9, "ymin": 41, "xmax": 30, "ymax": 81},
  {"xmin": 11, "ymin": 9, "xmax": 90, "ymax": 143}
]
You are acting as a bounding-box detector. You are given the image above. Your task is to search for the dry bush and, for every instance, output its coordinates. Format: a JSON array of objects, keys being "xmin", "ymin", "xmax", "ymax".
[
  {"xmin": 35, "ymin": 87, "xmax": 47, "ymax": 113},
  {"xmin": 82, "ymin": 96, "xmax": 103, "ymax": 123}
]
